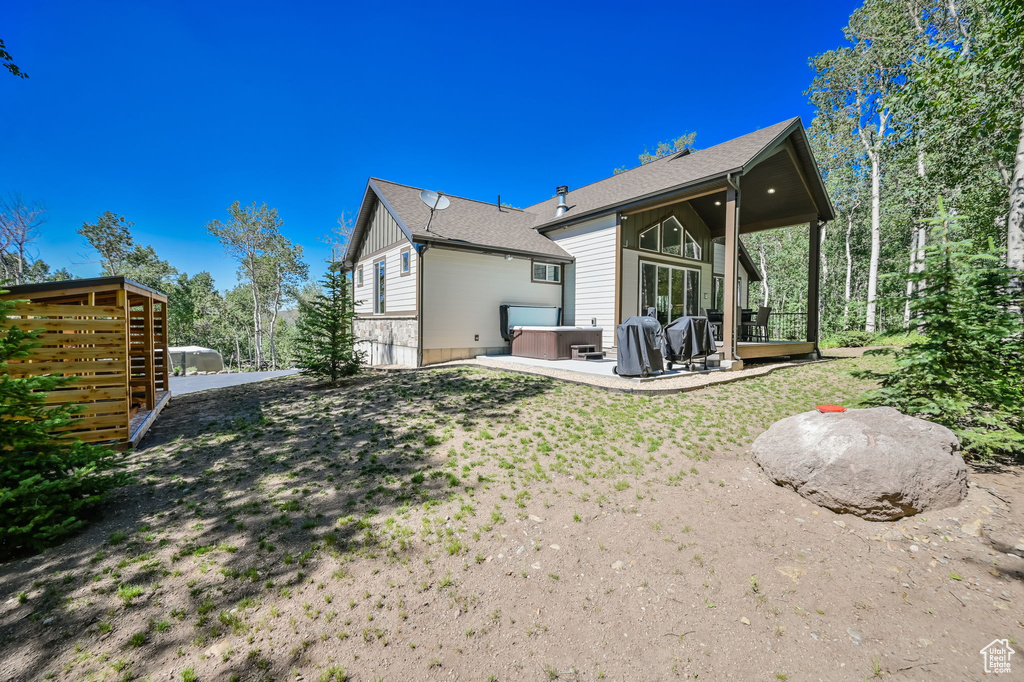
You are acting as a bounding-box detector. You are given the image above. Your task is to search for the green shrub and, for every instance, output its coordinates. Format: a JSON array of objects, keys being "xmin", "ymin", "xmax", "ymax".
[
  {"xmin": 0, "ymin": 291, "xmax": 130, "ymax": 558},
  {"xmin": 860, "ymin": 202, "xmax": 1024, "ymax": 460},
  {"xmin": 820, "ymin": 330, "xmax": 878, "ymax": 348}
]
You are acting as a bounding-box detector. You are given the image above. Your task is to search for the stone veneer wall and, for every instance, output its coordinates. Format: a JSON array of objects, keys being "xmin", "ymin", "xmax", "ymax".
[{"xmin": 354, "ymin": 317, "xmax": 418, "ymax": 367}]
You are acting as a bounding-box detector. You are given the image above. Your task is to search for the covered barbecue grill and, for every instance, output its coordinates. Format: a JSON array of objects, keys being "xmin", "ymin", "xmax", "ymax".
[
  {"xmin": 613, "ymin": 316, "xmax": 665, "ymax": 377},
  {"xmin": 661, "ymin": 316, "xmax": 717, "ymax": 371}
]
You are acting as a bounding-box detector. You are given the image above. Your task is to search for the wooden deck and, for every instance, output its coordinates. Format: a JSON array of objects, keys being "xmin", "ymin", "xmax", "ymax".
[{"xmin": 717, "ymin": 341, "xmax": 817, "ymax": 360}]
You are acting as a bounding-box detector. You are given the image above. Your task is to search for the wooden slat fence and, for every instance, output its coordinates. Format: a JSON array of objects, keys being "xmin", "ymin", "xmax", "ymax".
[{"xmin": 3, "ymin": 301, "xmax": 130, "ymax": 443}]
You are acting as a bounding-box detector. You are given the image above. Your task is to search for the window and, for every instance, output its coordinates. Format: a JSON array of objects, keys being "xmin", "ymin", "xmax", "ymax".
[
  {"xmin": 639, "ymin": 224, "xmax": 660, "ymax": 251},
  {"xmin": 639, "ymin": 261, "xmax": 700, "ymax": 325},
  {"xmin": 712, "ymin": 275, "xmax": 724, "ymax": 311},
  {"xmin": 356, "ymin": 265, "xmax": 363, "ymax": 287},
  {"xmin": 661, "ymin": 217, "xmax": 682, "ymax": 256},
  {"xmin": 532, "ymin": 262, "xmax": 561, "ymax": 283},
  {"xmin": 638, "ymin": 216, "xmax": 701, "ymax": 260},
  {"xmin": 374, "ymin": 259, "xmax": 386, "ymax": 313},
  {"xmin": 684, "ymin": 231, "xmax": 701, "ymax": 260},
  {"xmin": 400, "ymin": 248, "xmax": 411, "ymax": 276}
]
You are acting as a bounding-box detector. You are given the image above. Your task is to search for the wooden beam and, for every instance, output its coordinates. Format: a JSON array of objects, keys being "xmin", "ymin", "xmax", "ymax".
[
  {"xmin": 3, "ymin": 318, "xmax": 125, "ymax": 332},
  {"xmin": 722, "ymin": 185, "xmax": 740, "ymax": 361},
  {"xmin": 116, "ymin": 288, "xmax": 132, "ymax": 421},
  {"xmin": 143, "ymin": 297, "xmax": 156, "ymax": 410},
  {"xmin": 620, "ymin": 184, "xmax": 726, "ymax": 217},
  {"xmin": 807, "ymin": 220, "xmax": 821, "ymax": 346},
  {"xmin": 8, "ymin": 303, "xmax": 125, "ymax": 317}
]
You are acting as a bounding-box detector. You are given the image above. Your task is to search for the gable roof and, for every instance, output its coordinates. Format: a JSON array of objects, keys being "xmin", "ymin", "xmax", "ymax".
[
  {"xmin": 525, "ymin": 117, "xmax": 834, "ymax": 231},
  {"xmin": 345, "ymin": 179, "xmax": 571, "ymax": 266},
  {"xmin": 343, "ymin": 117, "xmax": 833, "ymax": 267}
]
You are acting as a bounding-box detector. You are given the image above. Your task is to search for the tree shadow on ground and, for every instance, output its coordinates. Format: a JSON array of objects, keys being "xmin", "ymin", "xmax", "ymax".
[{"xmin": 0, "ymin": 367, "xmax": 555, "ymax": 682}]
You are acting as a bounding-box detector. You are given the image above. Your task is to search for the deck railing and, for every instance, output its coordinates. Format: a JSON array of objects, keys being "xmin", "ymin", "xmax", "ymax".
[{"xmin": 764, "ymin": 312, "xmax": 808, "ymax": 342}]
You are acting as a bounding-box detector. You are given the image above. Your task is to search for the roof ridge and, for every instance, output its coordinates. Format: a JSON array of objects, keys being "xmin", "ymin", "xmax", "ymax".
[
  {"xmin": 371, "ymin": 177, "xmax": 528, "ymax": 213},
  {"xmin": 520, "ymin": 117, "xmax": 800, "ymax": 212}
]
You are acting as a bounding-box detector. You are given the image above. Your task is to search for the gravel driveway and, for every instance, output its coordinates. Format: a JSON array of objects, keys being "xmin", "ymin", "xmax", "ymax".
[{"xmin": 168, "ymin": 369, "xmax": 300, "ymax": 395}]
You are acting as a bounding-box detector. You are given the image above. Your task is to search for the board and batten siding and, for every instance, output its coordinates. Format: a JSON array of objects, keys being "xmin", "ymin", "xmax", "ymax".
[
  {"xmin": 357, "ymin": 199, "xmax": 407, "ymax": 259},
  {"xmin": 420, "ymin": 247, "xmax": 562, "ymax": 363},
  {"xmin": 619, "ymin": 200, "xmax": 715, "ymax": 320},
  {"xmin": 547, "ymin": 214, "xmax": 617, "ymax": 348}
]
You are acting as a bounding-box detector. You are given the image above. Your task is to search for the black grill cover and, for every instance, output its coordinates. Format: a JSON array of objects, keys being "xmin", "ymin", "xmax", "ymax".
[
  {"xmin": 662, "ymin": 316, "xmax": 716, "ymax": 362},
  {"xmin": 615, "ymin": 316, "xmax": 665, "ymax": 377}
]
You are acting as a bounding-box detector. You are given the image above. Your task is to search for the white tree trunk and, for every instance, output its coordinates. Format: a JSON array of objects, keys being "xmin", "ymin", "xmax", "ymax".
[
  {"xmin": 864, "ymin": 147, "xmax": 882, "ymax": 332},
  {"xmin": 270, "ymin": 271, "xmax": 282, "ymax": 371},
  {"xmin": 758, "ymin": 243, "xmax": 770, "ymax": 307},
  {"xmin": 903, "ymin": 229, "xmax": 919, "ymax": 327},
  {"xmin": 1007, "ymin": 110, "xmax": 1024, "ymax": 274},
  {"xmin": 247, "ymin": 253, "xmax": 263, "ymax": 369},
  {"xmin": 819, "ymin": 224, "xmax": 828, "ymax": 330},
  {"xmin": 844, "ymin": 213, "xmax": 853, "ymax": 326}
]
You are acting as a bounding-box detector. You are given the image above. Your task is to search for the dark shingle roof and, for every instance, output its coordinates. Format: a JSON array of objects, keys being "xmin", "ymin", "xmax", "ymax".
[
  {"xmin": 523, "ymin": 118, "xmax": 800, "ymax": 230},
  {"xmin": 346, "ymin": 117, "xmax": 831, "ymax": 266},
  {"xmin": 370, "ymin": 179, "xmax": 571, "ymax": 261}
]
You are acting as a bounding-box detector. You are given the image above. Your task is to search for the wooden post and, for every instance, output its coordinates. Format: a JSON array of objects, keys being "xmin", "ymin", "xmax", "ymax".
[
  {"xmin": 116, "ymin": 288, "xmax": 132, "ymax": 423},
  {"xmin": 722, "ymin": 185, "xmax": 740, "ymax": 361},
  {"xmin": 807, "ymin": 220, "xmax": 821, "ymax": 346},
  {"xmin": 157, "ymin": 301, "xmax": 170, "ymax": 396},
  {"xmin": 143, "ymin": 296, "xmax": 156, "ymax": 410}
]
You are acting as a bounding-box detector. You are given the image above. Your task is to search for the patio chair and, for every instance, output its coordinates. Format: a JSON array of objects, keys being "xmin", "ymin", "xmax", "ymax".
[
  {"xmin": 741, "ymin": 306, "xmax": 772, "ymax": 342},
  {"xmin": 703, "ymin": 309, "xmax": 723, "ymax": 341}
]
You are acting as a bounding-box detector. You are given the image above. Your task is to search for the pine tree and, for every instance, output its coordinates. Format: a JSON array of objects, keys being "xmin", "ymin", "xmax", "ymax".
[
  {"xmin": 0, "ymin": 291, "xmax": 129, "ymax": 557},
  {"xmin": 293, "ymin": 263, "xmax": 361, "ymax": 383},
  {"xmin": 863, "ymin": 200, "xmax": 1024, "ymax": 460}
]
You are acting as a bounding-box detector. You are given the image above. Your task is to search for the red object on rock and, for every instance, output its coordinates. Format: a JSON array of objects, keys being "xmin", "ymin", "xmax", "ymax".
[{"xmin": 816, "ymin": 404, "xmax": 847, "ymax": 413}]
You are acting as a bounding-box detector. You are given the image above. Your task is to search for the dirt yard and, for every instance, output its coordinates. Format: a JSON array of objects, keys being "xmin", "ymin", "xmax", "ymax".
[{"xmin": 1, "ymin": 352, "xmax": 1022, "ymax": 682}]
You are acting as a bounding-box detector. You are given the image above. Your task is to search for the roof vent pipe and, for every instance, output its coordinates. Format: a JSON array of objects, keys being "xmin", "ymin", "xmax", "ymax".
[{"xmin": 555, "ymin": 186, "xmax": 569, "ymax": 218}]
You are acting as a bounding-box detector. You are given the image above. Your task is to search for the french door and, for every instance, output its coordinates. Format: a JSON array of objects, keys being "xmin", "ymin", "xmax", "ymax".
[{"xmin": 639, "ymin": 262, "xmax": 700, "ymax": 326}]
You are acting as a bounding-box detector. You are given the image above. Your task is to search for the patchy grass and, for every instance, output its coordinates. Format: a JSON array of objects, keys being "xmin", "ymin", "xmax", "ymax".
[{"xmin": 3, "ymin": 354, "xmax": 1017, "ymax": 681}]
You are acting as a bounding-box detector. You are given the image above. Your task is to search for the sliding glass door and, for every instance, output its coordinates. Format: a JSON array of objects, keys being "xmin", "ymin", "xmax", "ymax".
[{"xmin": 639, "ymin": 262, "xmax": 700, "ymax": 325}]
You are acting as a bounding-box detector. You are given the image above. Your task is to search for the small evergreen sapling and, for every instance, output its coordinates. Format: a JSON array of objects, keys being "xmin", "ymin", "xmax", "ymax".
[
  {"xmin": 862, "ymin": 201, "xmax": 1024, "ymax": 460},
  {"xmin": 293, "ymin": 263, "xmax": 362, "ymax": 383},
  {"xmin": 0, "ymin": 291, "xmax": 129, "ymax": 557}
]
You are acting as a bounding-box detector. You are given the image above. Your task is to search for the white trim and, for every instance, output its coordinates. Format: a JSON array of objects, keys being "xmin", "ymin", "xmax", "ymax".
[
  {"xmin": 638, "ymin": 259, "xmax": 701, "ymax": 322},
  {"xmin": 638, "ymin": 223, "xmax": 660, "ymax": 253}
]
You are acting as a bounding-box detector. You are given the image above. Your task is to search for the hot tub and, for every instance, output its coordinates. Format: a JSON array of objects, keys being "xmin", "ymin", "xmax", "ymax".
[{"xmin": 510, "ymin": 326, "xmax": 604, "ymax": 360}]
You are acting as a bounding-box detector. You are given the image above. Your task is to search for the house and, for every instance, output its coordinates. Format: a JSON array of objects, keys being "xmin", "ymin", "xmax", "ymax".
[
  {"xmin": 342, "ymin": 117, "xmax": 834, "ymax": 368},
  {"xmin": 1, "ymin": 276, "xmax": 171, "ymax": 447}
]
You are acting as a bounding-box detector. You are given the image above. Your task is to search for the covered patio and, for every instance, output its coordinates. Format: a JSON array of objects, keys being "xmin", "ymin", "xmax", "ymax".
[{"xmin": 616, "ymin": 118, "xmax": 833, "ymax": 367}]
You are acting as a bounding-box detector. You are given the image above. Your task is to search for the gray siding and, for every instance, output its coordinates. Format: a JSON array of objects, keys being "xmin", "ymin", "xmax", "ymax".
[{"xmin": 357, "ymin": 199, "xmax": 406, "ymax": 259}]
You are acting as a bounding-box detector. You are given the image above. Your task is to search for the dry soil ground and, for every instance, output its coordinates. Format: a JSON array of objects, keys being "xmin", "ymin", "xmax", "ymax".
[{"xmin": 1, "ymin": 352, "xmax": 1022, "ymax": 682}]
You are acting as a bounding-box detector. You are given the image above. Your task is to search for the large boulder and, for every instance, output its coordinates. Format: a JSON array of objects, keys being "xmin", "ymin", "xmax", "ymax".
[{"xmin": 752, "ymin": 407, "xmax": 967, "ymax": 521}]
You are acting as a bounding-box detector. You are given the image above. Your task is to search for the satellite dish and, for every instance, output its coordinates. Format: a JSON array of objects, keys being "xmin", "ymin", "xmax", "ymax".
[
  {"xmin": 419, "ymin": 190, "xmax": 450, "ymax": 211},
  {"xmin": 419, "ymin": 189, "xmax": 449, "ymax": 232}
]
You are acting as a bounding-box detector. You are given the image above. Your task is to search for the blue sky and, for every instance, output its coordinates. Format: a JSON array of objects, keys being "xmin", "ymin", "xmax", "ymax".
[{"xmin": 1, "ymin": 0, "xmax": 858, "ymax": 290}]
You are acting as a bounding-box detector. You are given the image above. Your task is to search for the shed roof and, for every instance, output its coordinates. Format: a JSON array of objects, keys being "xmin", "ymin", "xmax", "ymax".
[{"xmin": 2, "ymin": 276, "xmax": 168, "ymax": 301}]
